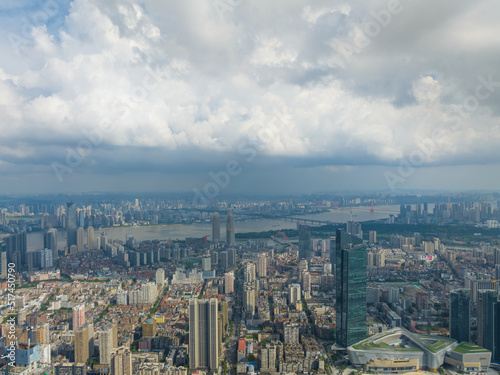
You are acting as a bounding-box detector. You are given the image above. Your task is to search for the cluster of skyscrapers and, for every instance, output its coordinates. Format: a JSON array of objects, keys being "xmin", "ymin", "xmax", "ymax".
[{"xmin": 211, "ymin": 211, "xmax": 235, "ymax": 246}]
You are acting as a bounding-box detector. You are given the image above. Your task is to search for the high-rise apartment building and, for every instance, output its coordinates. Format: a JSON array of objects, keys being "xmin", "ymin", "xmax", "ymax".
[
  {"xmin": 289, "ymin": 284, "xmax": 301, "ymax": 304},
  {"xmin": 226, "ymin": 212, "xmax": 235, "ymax": 246},
  {"xmin": 140, "ymin": 282, "xmax": 157, "ymax": 304},
  {"xmin": 335, "ymin": 229, "xmax": 367, "ymax": 348},
  {"xmin": 202, "ymin": 252, "xmax": 212, "ymax": 272},
  {"xmin": 257, "ymin": 253, "xmax": 267, "ymax": 278},
  {"xmin": 87, "ymin": 226, "xmax": 94, "ymax": 250},
  {"xmin": 224, "ymin": 271, "xmax": 234, "ymax": 294},
  {"xmin": 111, "ymin": 347, "xmax": 132, "ymax": 375},
  {"xmin": 75, "ymin": 324, "xmax": 92, "ymax": 364},
  {"xmin": 189, "ymin": 298, "xmax": 219, "ymax": 371},
  {"xmin": 243, "ymin": 283, "xmax": 256, "ymax": 315},
  {"xmin": 66, "ymin": 202, "xmax": 77, "ymax": 249},
  {"xmin": 212, "ymin": 212, "xmax": 220, "ymax": 243},
  {"xmin": 449, "ymin": 289, "xmax": 471, "ymax": 343},
  {"xmin": 156, "ymin": 268, "xmax": 165, "ymax": 285},
  {"xmin": 77, "ymin": 227, "xmax": 84, "ymax": 252},
  {"xmin": 100, "ymin": 326, "xmax": 114, "ymax": 365},
  {"xmin": 73, "ymin": 304, "xmax": 85, "ymax": 331},
  {"xmin": 369, "ymin": 230, "xmax": 377, "ymax": 244}
]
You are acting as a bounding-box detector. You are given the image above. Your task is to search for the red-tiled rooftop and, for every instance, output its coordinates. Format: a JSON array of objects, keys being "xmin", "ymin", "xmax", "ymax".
[{"xmin": 238, "ymin": 339, "xmax": 245, "ymax": 351}]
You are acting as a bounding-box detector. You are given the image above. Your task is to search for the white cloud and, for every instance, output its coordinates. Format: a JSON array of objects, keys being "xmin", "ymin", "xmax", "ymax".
[{"xmin": 0, "ymin": 0, "xmax": 499, "ymax": 191}]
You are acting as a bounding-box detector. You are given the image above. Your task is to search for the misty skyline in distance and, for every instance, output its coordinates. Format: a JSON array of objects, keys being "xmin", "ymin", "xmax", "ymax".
[{"xmin": 1, "ymin": 1, "xmax": 500, "ymax": 195}]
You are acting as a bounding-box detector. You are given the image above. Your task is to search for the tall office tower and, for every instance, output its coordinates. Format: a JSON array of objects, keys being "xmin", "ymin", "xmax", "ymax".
[
  {"xmin": 6, "ymin": 231, "xmax": 27, "ymax": 271},
  {"xmin": 202, "ymin": 252, "xmax": 212, "ymax": 272},
  {"xmin": 87, "ymin": 227, "xmax": 94, "ymax": 250},
  {"xmin": 44, "ymin": 228, "xmax": 58, "ymax": 259},
  {"xmin": 226, "ymin": 212, "xmax": 235, "ymax": 246},
  {"xmin": 478, "ymin": 290, "xmax": 500, "ymax": 362},
  {"xmin": 0, "ymin": 241, "xmax": 7, "ymax": 277},
  {"xmin": 155, "ymin": 268, "xmax": 165, "ymax": 285},
  {"xmin": 100, "ymin": 233, "xmax": 107, "ymax": 250},
  {"xmin": 335, "ymin": 229, "xmax": 367, "ymax": 348},
  {"xmin": 212, "ymin": 212, "xmax": 220, "ymax": 243},
  {"xmin": 298, "ymin": 224, "xmax": 312, "ymax": 262},
  {"xmin": 369, "ymin": 230, "xmax": 377, "ymax": 244},
  {"xmin": 225, "ymin": 271, "xmax": 234, "ymax": 294},
  {"xmin": 77, "ymin": 227, "xmax": 84, "ymax": 252},
  {"xmin": 66, "ymin": 202, "xmax": 77, "ymax": 249},
  {"xmin": 449, "ymin": 289, "xmax": 471, "ymax": 343},
  {"xmin": 73, "ymin": 303, "xmax": 85, "ymax": 331},
  {"xmin": 495, "ymin": 264, "xmax": 500, "ymax": 281},
  {"xmin": 75, "ymin": 324, "xmax": 90, "ymax": 364},
  {"xmin": 111, "ymin": 347, "xmax": 132, "ymax": 375},
  {"xmin": 347, "ymin": 221, "xmax": 363, "ymax": 239},
  {"xmin": 495, "ymin": 248, "xmax": 500, "ymax": 265},
  {"xmin": 289, "ymin": 284, "xmax": 301, "ymax": 304},
  {"xmin": 189, "ymin": 298, "xmax": 219, "ymax": 371},
  {"xmin": 257, "ymin": 253, "xmax": 267, "ymax": 278},
  {"xmin": 100, "ymin": 326, "xmax": 114, "ymax": 365},
  {"xmin": 79, "ymin": 209, "xmax": 85, "ymax": 228},
  {"xmin": 228, "ymin": 247, "xmax": 236, "ymax": 267},
  {"xmin": 243, "ymin": 283, "xmax": 256, "ymax": 315}
]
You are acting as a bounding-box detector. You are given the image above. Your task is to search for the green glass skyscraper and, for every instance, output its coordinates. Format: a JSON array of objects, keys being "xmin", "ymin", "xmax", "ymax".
[
  {"xmin": 478, "ymin": 290, "xmax": 500, "ymax": 362},
  {"xmin": 335, "ymin": 229, "xmax": 367, "ymax": 348},
  {"xmin": 449, "ymin": 289, "xmax": 471, "ymax": 343},
  {"xmin": 298, "ymin": 224, "xmax": 312, "ymax": 262}
]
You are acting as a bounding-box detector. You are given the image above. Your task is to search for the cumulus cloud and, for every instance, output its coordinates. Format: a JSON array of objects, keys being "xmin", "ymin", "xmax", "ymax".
[{"xmin": 0, "ymin": 0, "xmax": 499, "ymax": 192}]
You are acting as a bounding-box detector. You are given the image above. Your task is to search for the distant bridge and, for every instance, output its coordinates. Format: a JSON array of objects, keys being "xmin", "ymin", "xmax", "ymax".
[{"xmin": 280, "ymin": 217, "xmax": 342, "ymax": 227}]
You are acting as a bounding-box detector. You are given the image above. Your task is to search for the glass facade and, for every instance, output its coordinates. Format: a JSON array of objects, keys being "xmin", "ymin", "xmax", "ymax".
[
  {"xmin": 478, "ymin": 290, "xmax": 500, "ymax": 362},
  {"xmin": 449, "ymin": 289, "xmax": 470, "ymax": 343},
  {"xmin": 66, "ymin": 202, "xmax": 77, "ymax": 249},
  {"xmin": 336, "ymin": 229, "xmax": 367, "ymax": 348},
  {"xmin": 298, "ymin": 224, "xmax": 312, "ymax": 262}
]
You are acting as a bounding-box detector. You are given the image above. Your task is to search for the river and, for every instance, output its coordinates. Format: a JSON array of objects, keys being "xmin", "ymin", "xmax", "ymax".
[{"xmin": 25, "ymin": 205, "xmax": 400, "ymax": 250}]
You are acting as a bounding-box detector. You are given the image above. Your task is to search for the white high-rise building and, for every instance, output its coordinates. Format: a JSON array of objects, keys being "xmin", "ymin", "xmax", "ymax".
[
  {"xmin": 116, "ymin": 290, "xmax": 128, "ymax": 305},
  {"xmin": 244, "ymin": 263, "xmax": 256, "ymax": 283},
  {"xmin": 257, "ymin": 253, "xmax": 267, "ymax": 278},
  {"xmin": 140, "ymin": 282, "xmax": 157, "ymax": 304},
  {"xmin": 289, "ymin": 284, "xmax": 301, "ymax": 304},
  {"xmin": 155, "ymin": 268, "xmax": 165, "ymax": 285},
  {"xmin": 100, "ymin": 326, "xmax": 114, "ymax": 365}
]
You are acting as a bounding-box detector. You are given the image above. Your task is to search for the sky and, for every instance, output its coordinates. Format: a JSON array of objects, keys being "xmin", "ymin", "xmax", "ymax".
[{"xmin": 1, "ymin": 0, "xmax": 500, "ymax": 196}]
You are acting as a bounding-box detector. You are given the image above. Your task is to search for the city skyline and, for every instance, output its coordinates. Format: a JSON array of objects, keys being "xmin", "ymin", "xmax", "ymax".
[{"xmin": 0, "ymin": 1, "xmax": 500, "ymax": 194}]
